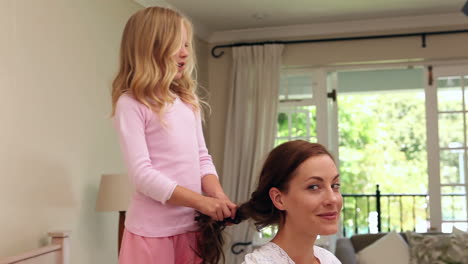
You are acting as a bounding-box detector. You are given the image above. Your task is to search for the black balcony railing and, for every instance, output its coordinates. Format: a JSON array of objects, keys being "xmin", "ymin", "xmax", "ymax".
[
  {"xmin": 342, "ymin": 184, "xmax": 428, "ymax": 237},
  {"xmin": 341, "ymin": 184, "xmax": 464, "ymax": 237}
]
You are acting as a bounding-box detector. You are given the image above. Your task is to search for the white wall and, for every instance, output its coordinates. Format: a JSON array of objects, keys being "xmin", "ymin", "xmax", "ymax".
[
  {"xmin": 0, "ymin": 0, "xmax": 141, "ymax": 263},
  {"xmin": 194, "ymin": 37, "xmax": 211, "ymax": 143}
]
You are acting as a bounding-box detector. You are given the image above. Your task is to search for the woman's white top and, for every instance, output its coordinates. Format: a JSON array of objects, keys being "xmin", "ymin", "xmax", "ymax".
[{"xmin": 243, "ymin": 242, "xmax": 342, "ymax": 264}]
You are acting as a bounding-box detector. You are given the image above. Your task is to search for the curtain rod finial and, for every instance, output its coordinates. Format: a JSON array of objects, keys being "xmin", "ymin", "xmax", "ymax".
[
  {"xmin": 211, "ymin": 46, "xmax": 225, "ymax": 58},
  {"xmin": 462, "ymin": 0, "xmax": 468, "ymax": 16}
]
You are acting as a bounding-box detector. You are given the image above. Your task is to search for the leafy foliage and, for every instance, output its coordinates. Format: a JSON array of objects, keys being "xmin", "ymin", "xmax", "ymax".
[{"xmin": 338, "ymin": 92, "xmax": 428, "ymax": 195}]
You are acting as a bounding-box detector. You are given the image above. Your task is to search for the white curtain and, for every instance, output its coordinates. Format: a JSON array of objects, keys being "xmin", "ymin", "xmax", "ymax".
[{"xmin": 222, "ymin": 44, "xmax": 284, "ymax": 264}]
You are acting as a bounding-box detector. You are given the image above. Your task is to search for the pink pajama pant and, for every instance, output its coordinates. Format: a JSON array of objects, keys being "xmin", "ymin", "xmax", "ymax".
[{"xmin": 118, "ymin": 229, "xmax": 202, "ymax": 264}]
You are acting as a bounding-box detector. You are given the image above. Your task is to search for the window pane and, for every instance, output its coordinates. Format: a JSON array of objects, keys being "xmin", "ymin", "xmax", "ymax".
[
  {"xmin": 440, "ymin": 150, "xmax": 465, "ymax": 184},
  {"xmin": 276, "ymin": 106, "xmax": 316, "ymax": 147},
  {"xmin": 287, "ymin": 75, "xmax": 313, "ymax": 100},
  {"xmin": 466, "ymin": 113, "xmax": 468, "ymax": 148},
  {"xmin": 464, "ymin": 76, "xmax": 468, "ymax": 110},
  {"xmin": 441, "ymin": 185, "xmax": 466, "ymax": 194},
  {"xmin": 302, "ymin": 106, "xmax": 317, "ymax": 140},
  {"xmin": 291, "ymin": 111, "xmax": 309, "ymax": 137},
  {"xmin": 277, "ymin": 112, "xmax": 289, "ymax": 138},
  {"xmin": 441, "ymin": 186, "xmax": 467, "ymax": 221},
  {"xmin": 279, "ymin": 75, "xmax": 287, "ymax": 101},
  {"xmin": 438, "ymin": 113, "xmax": 464, "ymax": 148},
  {"xmin": 290, "ymin": 106, "xmax": 316, "ymax": 138},
  {"xmin": 437, "ymin": 76, "xmax": 462, "ymax": 111}
]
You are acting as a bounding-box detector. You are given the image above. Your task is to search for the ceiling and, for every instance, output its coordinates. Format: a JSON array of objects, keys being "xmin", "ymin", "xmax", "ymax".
[{"xmin": 135, "ymin": 0, "xmax": 468, "ymax": 42}]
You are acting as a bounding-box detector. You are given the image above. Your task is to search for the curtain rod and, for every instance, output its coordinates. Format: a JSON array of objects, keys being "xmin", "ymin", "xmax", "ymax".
[{"xmin": 211, "ymin": 29, "xmax": 468, "ymax": 58}]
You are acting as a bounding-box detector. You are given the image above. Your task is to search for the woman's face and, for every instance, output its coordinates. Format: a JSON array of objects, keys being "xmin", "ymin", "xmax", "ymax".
[
  {"xmin": 275, "ymin": 154, "xmax": 342, "ymax": 236},
  {"xmin": 172, "ymin": 23, "xmax": 189, "ymax": 80}
]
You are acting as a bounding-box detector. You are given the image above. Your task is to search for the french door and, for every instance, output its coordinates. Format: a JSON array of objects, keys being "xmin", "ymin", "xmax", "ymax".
[{"xmin": 428, "ymin": 64, "xmax": 468, "ymax": 232}]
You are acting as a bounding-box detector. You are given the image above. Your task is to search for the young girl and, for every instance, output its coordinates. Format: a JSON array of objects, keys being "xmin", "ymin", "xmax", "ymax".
[
  {"xmin": 197, "ymin": 140, "xmax": 342, "ymax": 264},
  {"xmin": 111, "ymin": 7, "xmax": 236, "ymax": 264}
]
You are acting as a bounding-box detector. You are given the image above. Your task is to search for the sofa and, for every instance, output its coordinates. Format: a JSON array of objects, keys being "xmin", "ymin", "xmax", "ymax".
[{"xmin": 334, "ymin": 231, "xmax": 467, "ymax": 264}]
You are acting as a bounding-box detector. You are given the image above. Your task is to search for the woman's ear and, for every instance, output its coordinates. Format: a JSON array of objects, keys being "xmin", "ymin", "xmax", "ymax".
[{"xmin": 269, "ymin": 187, "xmax": 286, "ymax": 211}]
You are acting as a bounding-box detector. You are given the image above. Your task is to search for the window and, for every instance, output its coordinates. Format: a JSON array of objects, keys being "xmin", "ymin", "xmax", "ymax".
[
  {"xmin": 435, "ymin": 74, "xmax": 468, "ymax": 232},
  {"xmin": 275, "ymin": 71, "xmax": 318, "ymax": 146}
]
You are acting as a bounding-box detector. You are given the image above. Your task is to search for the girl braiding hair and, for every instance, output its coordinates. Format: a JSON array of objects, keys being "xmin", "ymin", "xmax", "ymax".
[{"xmin": 112, "ymin": 7, "xmax": 236, "ymax": 264}]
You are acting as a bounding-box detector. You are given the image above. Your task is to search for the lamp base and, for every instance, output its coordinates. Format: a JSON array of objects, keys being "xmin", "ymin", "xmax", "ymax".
[{"xmin": 118, "ymin": 211, "xmax": 126, "ymax": 255}]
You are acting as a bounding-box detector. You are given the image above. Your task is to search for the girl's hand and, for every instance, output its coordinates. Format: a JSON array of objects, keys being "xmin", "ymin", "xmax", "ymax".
[
  {"xmin": 210, "ymin": 192, "xmax": 237, "ymax": 220},
  {"xmin": 197, "ymin": 196, "xmax": 236, "ymax": 221},
  {"xmin": 167, "ymin": 185, "xmax": 236, "ymax": 221},
  {"xmin": 200, "ymin": 174, "xmax": 237, "ymax": 220}
]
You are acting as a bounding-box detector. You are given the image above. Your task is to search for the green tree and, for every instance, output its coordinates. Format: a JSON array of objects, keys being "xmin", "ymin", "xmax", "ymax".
[{"xmin": 338, "ymin": 92, "xmax": 427, "ymax": 195}]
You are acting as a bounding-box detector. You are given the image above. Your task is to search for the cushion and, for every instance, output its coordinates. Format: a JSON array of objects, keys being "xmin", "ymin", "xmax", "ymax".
[
  {"xmin": 406, "ymin": 231, "xmax": 468, "ymax": 264},
  {"xmin": 357, "ymin": 231, "xmax": 409, "ymax": 264},
  {"xmin": 350, "ymin": 233, "xmax": 388, "ymax": 253},
  {"xmin": 452, "ymin": 226, "xmax": 467, "ymax": 235}
]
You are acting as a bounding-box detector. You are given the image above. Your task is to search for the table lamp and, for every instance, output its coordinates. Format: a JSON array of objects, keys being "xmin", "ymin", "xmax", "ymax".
[{"xmin": 96, "ymin": 174, "xmax": 132, "ymax": 254}]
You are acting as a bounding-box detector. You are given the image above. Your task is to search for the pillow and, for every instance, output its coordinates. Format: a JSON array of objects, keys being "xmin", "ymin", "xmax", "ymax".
[
  {"xmin": 452, "ymin": 231, "xmax": 468, "ymax": 264},
  {"xmin": 406, "ymin": 231, "xmax": 468, "ymax": 264},
  {"xmin": 357, "ymin": 231, "xmax": 409, "ymax": 264},
  {"xmin": 452, "ymin": 226, "xmax": 467, "ymax": 235}
]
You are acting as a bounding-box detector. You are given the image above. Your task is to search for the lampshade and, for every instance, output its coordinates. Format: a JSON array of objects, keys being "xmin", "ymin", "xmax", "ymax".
[{"xmin": 96, "ymin": 174, "xmax": 132, "ymax": 211}]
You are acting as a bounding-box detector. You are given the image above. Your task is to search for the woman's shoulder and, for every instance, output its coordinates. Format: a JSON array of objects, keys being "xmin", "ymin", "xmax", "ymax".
[
  {"xmin": 314, "ymin": 246, "xmax": 342, "ymax": 264},
  {"xmin": 242, "ymin": 243, "xmax": 292, "ymax": 264}
]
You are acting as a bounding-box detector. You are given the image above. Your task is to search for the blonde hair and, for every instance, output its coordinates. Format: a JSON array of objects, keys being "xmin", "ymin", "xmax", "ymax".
[{"xmin": 111, "ymin": 7, "xmax": 200, "ymax": 119}]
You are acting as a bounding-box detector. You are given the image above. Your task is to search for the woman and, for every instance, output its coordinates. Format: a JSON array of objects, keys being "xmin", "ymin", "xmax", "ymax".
[{"xmin": 197, "ymin": 140, "xmax": 342, "ymax": 264}]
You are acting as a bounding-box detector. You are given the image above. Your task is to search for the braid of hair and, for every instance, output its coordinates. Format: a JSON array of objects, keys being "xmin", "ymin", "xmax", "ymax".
[
  {"xmin": 194, "ymin": 202, "xmax": 252, "ymax": 264},
  {"xmin": 194, "ymin": 213, "xmax": 227, "ymax": 264}
]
